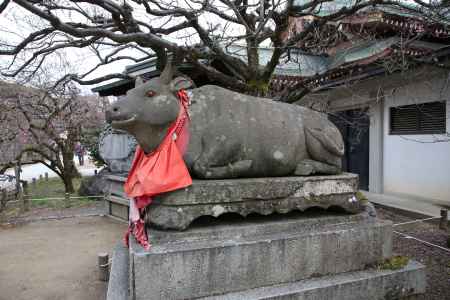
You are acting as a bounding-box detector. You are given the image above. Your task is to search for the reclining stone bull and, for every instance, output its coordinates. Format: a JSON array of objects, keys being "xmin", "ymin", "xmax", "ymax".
[{"xmin": 106, "ymin": 62, "xmax": 344, "ymax": 178}]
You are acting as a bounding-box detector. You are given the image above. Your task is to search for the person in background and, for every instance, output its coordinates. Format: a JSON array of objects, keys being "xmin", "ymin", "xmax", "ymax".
[{"xmin": 74, "ymin": 142, "xmax": 85, "ymax": 166}]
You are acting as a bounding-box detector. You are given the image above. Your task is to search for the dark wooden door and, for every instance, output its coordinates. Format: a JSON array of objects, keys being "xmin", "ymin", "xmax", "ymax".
[{"xmin": 329, "ymin": 109, "xmax": 370, "ymax": 190}]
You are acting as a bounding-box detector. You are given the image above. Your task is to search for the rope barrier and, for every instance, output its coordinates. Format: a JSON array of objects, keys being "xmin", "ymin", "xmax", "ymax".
[
  {"xmin": 4, "ymin": 195, "xmax": 105, "ymax": 203},
  {"xmin": 4, "ymin": 192, "xmax": 449, "ymax": 257},
  {"xmin": 3, "ymin": 200, "xmax": 19, "ymax": 204},
  {"xmin": 1, "ymin": 195, "xmax": 105, "ymax": 207},
  {"xmin": 25, "ymin": 195, "xmax": 105, "ymax": 201},
  {"xmin": 393, "ymin": 230, "xmax": 450, "ymax": 254},
  {"xmin": 393, "ymin": 216, "xmax": 441, "ymax": 227},
  {"xmin": 3, "ymin": 213, "xmax": 102, "ymax": 223}
]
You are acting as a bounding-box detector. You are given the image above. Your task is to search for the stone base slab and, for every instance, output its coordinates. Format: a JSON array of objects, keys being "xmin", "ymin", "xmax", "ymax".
[
  {"xmin": 200, "ymin": 260, "xmax": 426, "ymax": 300},
  {"xmin": 130, "ymin": 212, "xmax": 393, "ymax": 300},
  {"xmin": 106, "ymin": 173, "xmax": 363, "ymax": 230}
]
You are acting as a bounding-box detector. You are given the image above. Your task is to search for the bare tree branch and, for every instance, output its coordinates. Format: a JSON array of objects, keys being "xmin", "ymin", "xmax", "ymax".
[{"xmin": 0, "ymin": 0, "xmax": 446, "ymax": 100}]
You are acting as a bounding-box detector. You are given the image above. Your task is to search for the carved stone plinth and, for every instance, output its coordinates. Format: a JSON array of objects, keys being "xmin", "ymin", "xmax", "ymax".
[
  {"xmin": 104, "ymin": 174, "xmax": 426, "ymax": 300},
  {"xmin": 106, "ymin": 173, "xmax": 363, "ymax": 230}
]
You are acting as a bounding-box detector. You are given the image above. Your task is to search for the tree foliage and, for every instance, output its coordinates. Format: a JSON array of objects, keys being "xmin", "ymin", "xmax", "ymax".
[
  {"xmin": 0, "ymin": 81, "xmax": 104, "ymax": 192},
  {"xmin": 80, "ymin": 124, "xmax": 107, "ymax": 168},
  {"xmin": 0, "ymin": 0, "xmax": 448, "ymax": 101}
]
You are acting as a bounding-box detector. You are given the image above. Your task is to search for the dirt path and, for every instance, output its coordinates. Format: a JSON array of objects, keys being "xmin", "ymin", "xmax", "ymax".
[{"xmin": 0, "ymin": 216, "xmax": 126, "ymax": 300}]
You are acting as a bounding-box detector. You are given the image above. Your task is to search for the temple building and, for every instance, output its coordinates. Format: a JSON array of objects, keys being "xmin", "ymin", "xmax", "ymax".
[{"xmin": 285, "ymin": 6, "xmax": 450, "ymax": 205}]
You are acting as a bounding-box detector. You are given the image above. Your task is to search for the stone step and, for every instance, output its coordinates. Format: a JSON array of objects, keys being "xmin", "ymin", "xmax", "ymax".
[
  {"xmin": 199, "ymin": 260, "xmax": 426, "ymax": 300},
  {"xmin": 130, "ymin": 214, "xmax": 393, "ymax": 300}
]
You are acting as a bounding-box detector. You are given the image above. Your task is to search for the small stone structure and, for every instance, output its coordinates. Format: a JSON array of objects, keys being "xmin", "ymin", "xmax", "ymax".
[{"xmin": 98, "ymin": 125, "xmax": 136, "ymax": 173}]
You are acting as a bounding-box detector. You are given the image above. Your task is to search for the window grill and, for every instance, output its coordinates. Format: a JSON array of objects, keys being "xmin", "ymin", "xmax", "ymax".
[{"xmin": 390, "ymin": 101, "xmax": 446, "ymax": 135}]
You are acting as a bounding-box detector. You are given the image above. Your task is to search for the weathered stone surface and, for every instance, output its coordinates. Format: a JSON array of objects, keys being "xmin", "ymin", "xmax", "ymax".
[
  {"xmin": 106, "ymin": 62, "xmax": 345, "ymax": 178},
  {"xmin": 107, "ymin": 243, "xmax": 129, "ymax": 300},
  {"xmin": 199, "ymin": 260, "xmax": 426, "ymax": 300},
  {"xmin": 130, "ymin": 212, "xmax": 393, "ymax": 300},
  {"xmin": 106, "ymin": 173, "xmax": 363, "ymax": 230},
  {"xmin": 109, "ymin": 201, "xmax": 129, "ymax": 220}
]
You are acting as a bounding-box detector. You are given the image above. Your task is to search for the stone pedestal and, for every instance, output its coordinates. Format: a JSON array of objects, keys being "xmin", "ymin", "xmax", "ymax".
[
  {"xmin": 105, "ymin": 175, "xmax": 426, "ymax": 300},
  {"xmin": 106, "ymin": 173, "xmax": 363, "ymax": 230},
  {"xmin": 109, "ymin": 211, "xmax": 426, "ymax": 300},
  {"xmin": 130, "ymin": 212, "xmax": 392, "ymax": 299}
]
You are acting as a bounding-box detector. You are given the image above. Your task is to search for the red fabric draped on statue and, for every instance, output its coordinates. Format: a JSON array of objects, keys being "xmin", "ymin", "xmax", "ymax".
[{"xmin": 123, "ymin": 90, "xmax": 192, "ymax": 250}]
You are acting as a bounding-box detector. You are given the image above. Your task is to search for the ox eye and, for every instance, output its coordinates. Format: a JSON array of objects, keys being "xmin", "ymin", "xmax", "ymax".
[{"xmin": 146, "ymin": 90, "xmax": 156, "ymax": 97}]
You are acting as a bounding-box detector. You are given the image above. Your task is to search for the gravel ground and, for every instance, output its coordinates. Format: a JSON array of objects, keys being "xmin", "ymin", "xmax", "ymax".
[
  {"xmin": 1, "ymin": 202, "xmax": 448, "ymax": 299},
  {"xmin": 376, "ymin": 206, "xmax": 450, "ymax": 300},
  {"xmin": 0, "ymin": 216, "xmax": 126, "ymax": 300}
]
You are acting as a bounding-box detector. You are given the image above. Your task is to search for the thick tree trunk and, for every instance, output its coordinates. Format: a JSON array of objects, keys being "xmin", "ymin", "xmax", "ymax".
[
  {"xmin": 62, "ymin": 173, "xmax": 75, "ymax": 194},
  {"xmin": 61, "ymin": 142, "xmax": 79, "ymax": 194}
]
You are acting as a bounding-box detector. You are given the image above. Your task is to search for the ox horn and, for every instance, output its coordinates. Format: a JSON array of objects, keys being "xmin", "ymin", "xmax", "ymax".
[
  {"xmin": 159, "ymin": 59, "xmax": 173, "ymax": 84},
  {"xmin": 134, "ymin": 76, "xmax": 144, "ymax": 87}
]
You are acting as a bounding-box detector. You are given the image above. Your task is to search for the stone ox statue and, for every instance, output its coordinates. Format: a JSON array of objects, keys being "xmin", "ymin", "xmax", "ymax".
[{"xmin": 106, "ymin": 63, "xmax": 344, "ymax": 178}]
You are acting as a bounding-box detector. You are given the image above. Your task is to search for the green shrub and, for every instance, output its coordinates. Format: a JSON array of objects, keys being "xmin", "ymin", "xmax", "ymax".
[{"xmin": 379, "ymin": 256, "xmax": 409, "ymax": 270}]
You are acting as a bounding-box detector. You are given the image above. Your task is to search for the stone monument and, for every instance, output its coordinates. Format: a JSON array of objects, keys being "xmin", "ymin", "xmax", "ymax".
[
  {"xmin": 98, "ymin": 124, "xmax": 136, "ymax": 174},
  {"xmin": 104, "ymin": 62, "xmax": 425, "ymax": 300}
]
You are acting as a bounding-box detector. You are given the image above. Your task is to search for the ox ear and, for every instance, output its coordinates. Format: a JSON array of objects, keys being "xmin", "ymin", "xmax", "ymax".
[
  {"xmin": 134, "ymin": 76, "xmax": 144, "ymax": 87},
  {"xmin": 170, "ymin": 76, "xmax": 193, "ymax": 92}
]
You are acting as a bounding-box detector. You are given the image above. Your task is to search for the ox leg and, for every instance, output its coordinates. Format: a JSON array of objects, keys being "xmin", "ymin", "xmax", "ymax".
[
  {"xmin": 295, "ymin": 159, "xmax": 341, "ymax": 176},
  {"xmin": 193, "ymin": 136, "xmax": 253, "ymax": 179},
  {"xmin": 194, "ymin": 160, "xmax": 253, "ymax": 179}
]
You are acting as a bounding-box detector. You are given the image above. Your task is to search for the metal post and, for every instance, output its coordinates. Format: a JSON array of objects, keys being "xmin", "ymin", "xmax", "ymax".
[
  {"xmin": 98, "ymin": 252, "xmax": 109, "ymax": 281},
  {"xmin": 0, "ymin": 190, "xmax": 6, "ymax": 223},
  {"xmin": 22, "ymin": 181, "xmax": 30, "ymax": 212},
  {"xmin": 13, "ymin": 161, "xmax": 23, "ymax": 214},
  {"xmin": 440, "ymin": 209, "xmax": 448, "ymax": 231},
  {"xmin": 13, "ymin": 161, "xmax": 21, "ymax": 193},
  {"xmin": 0, "ymin": 189, "xmax": 6, "ymax": 212},
  {"xmin": 65, "ymin": 193, "xmax": 70, "ymax": 208},
  {"xmin": 104, "ymin": 191, "xmax": 111, "ymax": 216},
  {"xmin": 16, "ymin": 190, "xmax": 23, "ymax": 215}
]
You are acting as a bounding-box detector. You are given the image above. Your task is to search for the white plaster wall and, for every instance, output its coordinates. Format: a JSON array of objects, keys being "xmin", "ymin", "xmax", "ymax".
[{"xmin": 383, "ymin": 76, "xmax": 450, "ymax": 202}]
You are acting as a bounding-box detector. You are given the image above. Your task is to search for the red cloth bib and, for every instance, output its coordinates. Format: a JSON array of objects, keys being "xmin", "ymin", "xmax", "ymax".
[
  {"xmin": 123, "ymin": 90, "xmax": 192, "ymax": 250},
  {"xmin": 124, "ymin": 139, "xmax": 192, "ymax": 200},
  {"xmin": 124, "ymin": 91, "xmax": 192, "ymax": 200}
]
